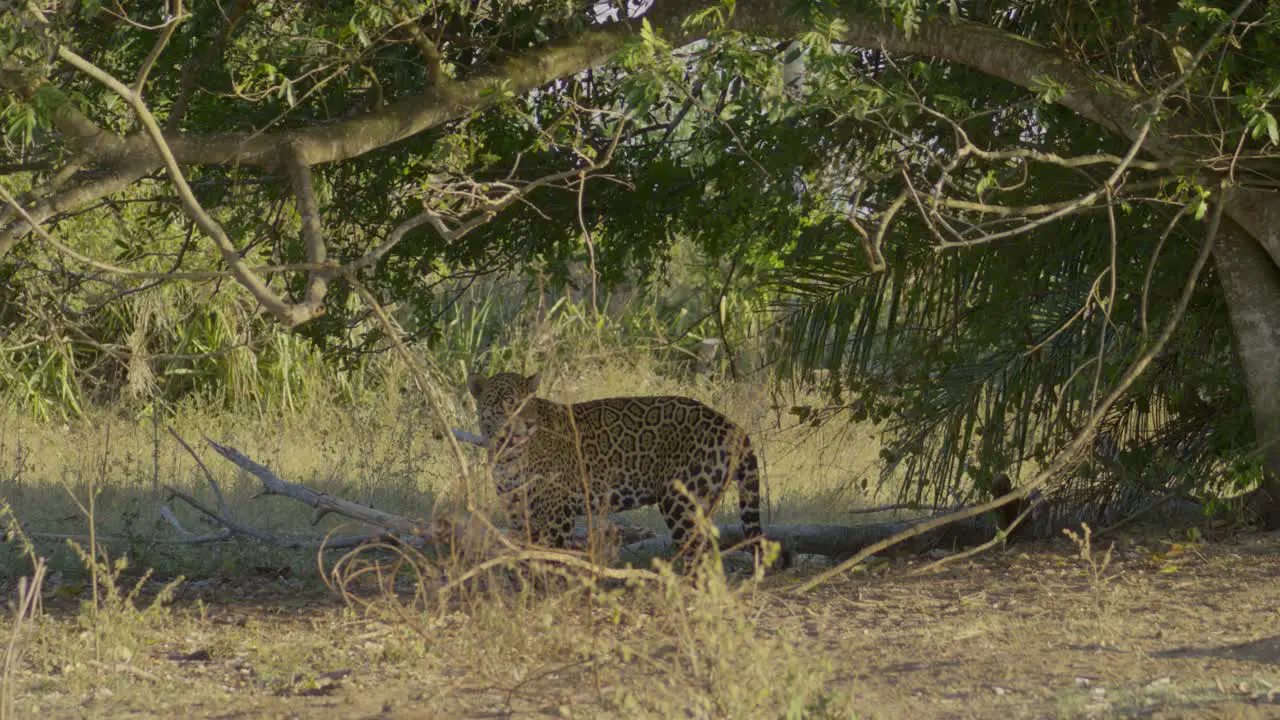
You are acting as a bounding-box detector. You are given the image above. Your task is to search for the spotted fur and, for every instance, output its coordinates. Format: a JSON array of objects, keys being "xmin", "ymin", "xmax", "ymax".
[{"xmin": 467, "ymin": 371, "xmax": 779, "ymax": 566}]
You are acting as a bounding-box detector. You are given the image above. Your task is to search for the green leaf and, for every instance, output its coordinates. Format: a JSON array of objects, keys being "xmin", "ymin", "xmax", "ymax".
[
  {"xmin": 640, "ymin": 18, "xmax": 657, "ymax": 47},
  {"xmin": 1171, "ymin": 46, "xmax": 1193, "ymax": 73}
]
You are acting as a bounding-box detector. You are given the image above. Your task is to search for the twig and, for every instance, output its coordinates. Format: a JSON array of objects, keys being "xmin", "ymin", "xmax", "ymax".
[
  {"xmin": 866, "ymin": 189, "xmax": 905, "ymax": 272},
  {"xmin": 165, "ymin": 486, "xmax": 306, "ymax": 547},
  {"xmin": 1140, "ymin": 202, "xmax": 1193, "ymax": 338},
  {"xmin": 168, "ymin": 426, "xmax": 228, "ymax": 516},
  {"xmin": 910, "ymin": 495, "xmax": 1043, "ymax": 575},
  {"xmin": 343, "ymin": 273, "xmax": 475, "ymax": 494},
  {"xmin": 435, "ymin": 547, "xmax": 657, "ymax": 600},
  {"xmin": 452, "ymin": 428, "xmax": 487, "ymax": 446},
  {"xmin": 156, "ymin": 503, "xmax": 232, "ymax": 543},
  {"xmin": 133, "ymin": 0, "xmax": 188, "ymax": 95},
  {"xmin": 344, "ymin": 212, "xmax": 434, "ymax": 273}
]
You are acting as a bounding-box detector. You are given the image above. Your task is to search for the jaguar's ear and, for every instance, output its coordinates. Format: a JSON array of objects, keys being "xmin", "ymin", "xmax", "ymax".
[
  {"xmin": 524, "ymin": 372, "xmax": 541, "ymax": 393},
  {"xmin": 466, "ymin": 373, "xmax": 487, "ymax": 398}
]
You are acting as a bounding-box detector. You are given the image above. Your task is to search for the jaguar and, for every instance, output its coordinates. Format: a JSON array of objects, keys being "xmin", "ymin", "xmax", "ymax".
[{"xmin": 467, "ymin": 371, "xmax": 784, "ymax": 568}]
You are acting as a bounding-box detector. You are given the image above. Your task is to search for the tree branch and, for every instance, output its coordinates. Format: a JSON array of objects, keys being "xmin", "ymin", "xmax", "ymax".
[
  {"xmin": 0, "ymin": 67, "xmax": 124, "ymax": 159},
  {"xmin": 8, "ymin": 0, "xmax": 1278, "ymax": 297},
  {"xmin": 57, "ymin": 46, "xmax": 325, "ymax": 326},
  {"xmin": 200, "ymin": 436, "xmax": 432, "ymax": 536},
  {"xmin": 133, "ymin": 0, "xmax": 188, "ymax": 95},
  {"xmin": 282, "ymin": 145, "xmax": 331, "ymax": 311},
  {"xmin": 81, "ymin": 28, "xmax": 637, "ymax": 171}
]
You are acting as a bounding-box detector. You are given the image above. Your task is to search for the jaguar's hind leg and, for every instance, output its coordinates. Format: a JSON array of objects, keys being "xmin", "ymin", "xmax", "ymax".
[{"xmin": 659, "ymin": 481, "xmax": 719, "ymax": 571}]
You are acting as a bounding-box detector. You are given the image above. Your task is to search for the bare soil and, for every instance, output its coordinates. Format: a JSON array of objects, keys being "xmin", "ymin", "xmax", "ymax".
[
  {"xmin": 10, "ymin": 529, "xmax": 1280, "ymax": 719},
  {"xmin": 784, "ymin": 529, "xmax": 1280, "ymax": 719}
]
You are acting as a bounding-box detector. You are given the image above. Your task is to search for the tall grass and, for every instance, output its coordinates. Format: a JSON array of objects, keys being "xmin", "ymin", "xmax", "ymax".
[
  {"xmin": 1, "ymin": 241, "xmax": 765, "ymax": 420},
  {"xmin": 0, "ymin": 278, "xmax": 880, "ymax": 568},
  {"xmin": 1, "ymin": 272, "xmax": 881, "ymax": 572}
]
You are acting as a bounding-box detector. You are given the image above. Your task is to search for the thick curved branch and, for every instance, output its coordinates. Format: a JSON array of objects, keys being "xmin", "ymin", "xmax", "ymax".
[
  {"xmin": 283, "ymin": 145, "xmax": 330, "ymax": 311},
  {"xmin": 79, "ymin": 29, "xmax": 638, "ymax": 170},
  {"xmin": 3, "ymin": 0, "xmax": 689, "ymax": 176},
  {"xmin": 0, "ymin": 18, "xmax": 644, "ymax": 265},
  {"xmin": 0, "ymin": 160, "xmax": 151, "ymax": 256}
]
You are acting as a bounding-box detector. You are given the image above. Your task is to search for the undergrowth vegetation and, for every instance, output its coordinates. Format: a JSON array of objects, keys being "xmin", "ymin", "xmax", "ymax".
[
  {"xmin": 1, "ymin": 265, "xmax": 1274, "ymax": 718},
  {"xmin": 0, "ymin": 281, "xmax": 873, "ymax": 717},
  {"xmin": 3, "ymin": 494, "xmax": 852, "ymax": 718},
  {"xmin": 5, "ymin": 0, "xmax": 1280, "ymax": 713}
]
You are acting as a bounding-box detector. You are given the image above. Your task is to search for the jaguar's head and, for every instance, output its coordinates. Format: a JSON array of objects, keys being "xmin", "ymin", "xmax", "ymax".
[{"xmin": 466, "ymin": 371, "xmax": 542, "ymax": 448}]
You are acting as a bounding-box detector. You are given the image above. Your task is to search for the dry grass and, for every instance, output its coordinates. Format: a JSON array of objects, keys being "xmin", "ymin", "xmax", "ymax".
[
  {"xmin": 3, "ymin": 358, "xmax": 1279, "ymax": 719},
  {"xmin": 5, "ymin": 524, "xmax": 1279, "ymax": 718},
  {"xmin": 0, "ymin": 357, "xmax": 881, "ymax": 575}
]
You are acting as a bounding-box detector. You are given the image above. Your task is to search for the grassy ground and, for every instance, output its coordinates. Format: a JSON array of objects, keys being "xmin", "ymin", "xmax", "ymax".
[
  {"xmin": 3, "ymin": 361, "xmax": 1278, "ymax": 718},
  {"xmin": 0, "ymin": 358, "xmax": 879, "ymax": 577}
]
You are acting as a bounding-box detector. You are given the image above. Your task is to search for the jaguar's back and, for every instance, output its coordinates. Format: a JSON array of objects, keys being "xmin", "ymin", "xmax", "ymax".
[{"xmin": 467, "ymin": 371, "xmax": 771, "ymax": 564}]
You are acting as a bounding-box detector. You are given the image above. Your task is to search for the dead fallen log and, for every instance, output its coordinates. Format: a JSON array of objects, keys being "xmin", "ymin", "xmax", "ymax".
[
  {"xmin": 203, "ymin": 436, "xmax": 432, "ymax": 536},
  {"xmin": 155, "ymin": 433, "xmax": 1010, "ymax": 562},
  {"xmin": 620, "ymin": 517, "xmax": 1003, "ymax": 559}
]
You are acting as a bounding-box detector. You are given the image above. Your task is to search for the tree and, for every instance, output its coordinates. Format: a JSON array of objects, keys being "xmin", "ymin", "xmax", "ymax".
[{"xmin": 2, "ymin": 0, "xmax": 1277, "ymax": 527}]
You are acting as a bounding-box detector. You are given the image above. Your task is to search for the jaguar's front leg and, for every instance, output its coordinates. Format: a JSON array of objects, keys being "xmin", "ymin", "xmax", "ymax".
[
  {"xmin": 533, "ymin": 499, "xmax": 577, "ymax": 549},
  {"xmin": 499, "ymin": 478, "xmax": 564, "ymax": 548},
  {"xmin": 500, "ymin": 479, "xmax": 540, "ymax": 545}
]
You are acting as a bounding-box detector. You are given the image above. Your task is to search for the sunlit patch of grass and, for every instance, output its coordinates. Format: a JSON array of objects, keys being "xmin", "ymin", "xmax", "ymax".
[{"xmin": 3, "ymin": 293, "xmax": 885, "ymax": 581}]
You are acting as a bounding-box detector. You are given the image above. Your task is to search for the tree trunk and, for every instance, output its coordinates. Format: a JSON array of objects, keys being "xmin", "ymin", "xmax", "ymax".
[{"xmin": 1212, "ymin": 223, "xmax": 1280, "ymax": 528}]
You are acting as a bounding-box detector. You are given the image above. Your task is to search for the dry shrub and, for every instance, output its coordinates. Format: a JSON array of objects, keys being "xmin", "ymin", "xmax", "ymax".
[{"xmin": 322, "ymin": 530, "xmax": 849, "ymax": 718}]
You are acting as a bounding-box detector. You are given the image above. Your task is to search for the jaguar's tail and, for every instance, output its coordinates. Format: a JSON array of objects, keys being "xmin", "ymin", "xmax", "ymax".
[{"xmin": 734, "ymin": 434, "xmax": 791, "ymax": 571}]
